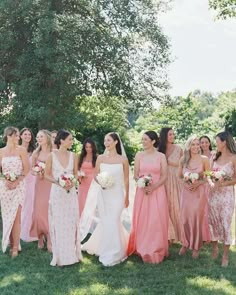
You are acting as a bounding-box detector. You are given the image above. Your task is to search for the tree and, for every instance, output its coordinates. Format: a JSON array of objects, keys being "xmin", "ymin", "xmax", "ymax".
[
  {"xmin": 0, "ymin": 0, "xmax": 171, "ymax": 131},
  {"xmin": 209, "ymin": 0, "xmax": 236, "ymax": 18}
]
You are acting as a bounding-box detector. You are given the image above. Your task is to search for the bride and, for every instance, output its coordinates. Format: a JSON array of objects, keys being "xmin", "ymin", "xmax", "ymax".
[{"xmin": 80, "ymin": 132, "xmax": 129, "ymax": 266}]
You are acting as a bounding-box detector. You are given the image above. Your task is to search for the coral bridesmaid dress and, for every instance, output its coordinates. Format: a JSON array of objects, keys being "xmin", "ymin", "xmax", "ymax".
[
  {"xmin": 127, "ymin": 153, "xmax": 169, "ymax": 263},
  {"xmin": 30, "ymin": 156, "xmax": 51, "ymax": 240},
  {"xmin": 78, "ymin": 161, "xmax": 95, "ymax": 216}
]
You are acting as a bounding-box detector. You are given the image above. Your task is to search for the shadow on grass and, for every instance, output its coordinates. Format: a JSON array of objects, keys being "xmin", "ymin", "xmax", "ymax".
[{"xmin": 1, "ymin": 242, "xmax": 236, "ymax": 295}]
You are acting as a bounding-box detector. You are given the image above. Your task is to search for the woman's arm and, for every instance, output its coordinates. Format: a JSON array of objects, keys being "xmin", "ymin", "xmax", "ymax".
[
  {"xmin": 133, "ymin": 152, "xmax": 141, "ymax": 180},
  {"xmin": 123, "ymin": 158, "xmax": 129, "ymax": 208},
  {"xmin": 73, "ymin": 153, "xmax": 79, "ymax": 177},
  {"xmin": 20, "ymin": 147, "xmax": 30, "ymax": 177},
  {"xmin": 44, "ymin": 153, "xmax": 57, "ymax": 184}
]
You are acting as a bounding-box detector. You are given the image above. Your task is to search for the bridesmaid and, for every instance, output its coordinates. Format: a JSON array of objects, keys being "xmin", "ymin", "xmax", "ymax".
[
  {"xmin": 179, "ymin": 135, "xmax": 210, "ymax": 258},
  {"xmin": 208, "ymin": 131, "xmax": 236, "ymax": 267},
  {"xmin": 127, "ymin": 131, "xmax": 169, "ymax": 263},
  {"xmin": 0, "ymin": 127, "xmax": 29, "ymax": 257},
  {"xmin": 200, "ymin": 135, "xmax": 215, "ymax": 160},
  {"xmin": 78, "ymin": 138, "xmax": 98, "ymax": 216},
  {"xmin": 159, "ymin": 127, "xmax": 183, "ymax": 243},
  {"xmin": 45, "ymin": 129, "xmax": 82, "ymax": 266},
  {"xmin": 199, "ymin": 135, "xmax": 214, "ymax": 243},
  {"xmin": 30, "ymin": 129, "xmax": 52, "ymax": 251},
  {"xmin": 19, "ymin": 127, "xmax": 37, "ymax": 242}
]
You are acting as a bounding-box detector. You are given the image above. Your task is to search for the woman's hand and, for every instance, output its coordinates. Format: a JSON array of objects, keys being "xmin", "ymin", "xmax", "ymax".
[
  {"xmin": 124, "ymin": 197, "xmax": 129, "ymax": 208},
  {"xmin": 6, "ymin": 179, "xmax": 20, "ymax": 190},
  {"xmin": 188, "ymin": 181, "xmax": 201, "ymax": 192},
  {"xmin": 144, "ymin": 184, "xmax": 156, "ymax": 195}
]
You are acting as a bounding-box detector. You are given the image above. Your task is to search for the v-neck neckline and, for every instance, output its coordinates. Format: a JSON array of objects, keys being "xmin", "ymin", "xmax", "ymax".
[{"xmin": 54, "ymin": 151, "xmax": 71, "ymax": 170}]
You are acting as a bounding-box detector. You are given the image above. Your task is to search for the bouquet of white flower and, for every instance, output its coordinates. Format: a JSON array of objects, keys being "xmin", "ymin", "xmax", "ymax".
[
  {"xmin": 183, "ymin": 172, "xmax": 199, "ymax": 184},
  {"xmin": 136, "ymin": 174, "xmax": 152, "ymax": 188},
  {"xmin": 96, "ymin": 171, "xmax": 115, "ymax": 189},
  {"xmin": 2, "ymin": 172, "xmax": 18, "ymax": 182}
]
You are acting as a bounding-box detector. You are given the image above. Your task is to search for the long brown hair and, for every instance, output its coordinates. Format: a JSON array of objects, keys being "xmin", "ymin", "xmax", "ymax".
[
  {"xmin": 19, "ymin": 127, "xmax": 36, "ymax": 154},
  {"xmin": 214, "ymin": 131, "xmax": 236, "ymax": 161},
  {"xmin": 78, "ymin": 138, "xmax": 98, "ymax": 169}
]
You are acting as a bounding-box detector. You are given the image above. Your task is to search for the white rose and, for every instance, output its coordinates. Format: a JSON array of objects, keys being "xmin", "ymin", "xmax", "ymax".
[
  {"xmin": 137, "ymin": 178, "xmax": 145, "ymax": 188},
  {"xmin": 59, "ymin": 179, "xmax": 66, "ymax": 187}
]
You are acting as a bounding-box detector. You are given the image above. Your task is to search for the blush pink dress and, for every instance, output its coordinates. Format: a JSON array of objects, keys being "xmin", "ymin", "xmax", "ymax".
[
  {"xmin": 0, "ymin": 156, "xmax": 25, "ymax": 252},
  {"xmin": 180, "ymin": 164, "xmax": 208, "ymax": 250},
  {"xmin": 208, "ymin": 161, "xmax": 235, "ymax": 245},
  {"xmin": 21, "ymin": 155, "xmax": 37, "ymax": 242},
  {"xmin": 78, "ymin": 161, "xmax": 95, "ymax": 216},
  {"xmin": 165, "ymin": 145, "xmax": 182, "ymax": 242},
  {"xmin": 127, "ymin": 153, "xmax": 169, "ymax": 263},
  {"xmin": 30, "ymin": 156, "xmax": 51, "ymax": 239}
]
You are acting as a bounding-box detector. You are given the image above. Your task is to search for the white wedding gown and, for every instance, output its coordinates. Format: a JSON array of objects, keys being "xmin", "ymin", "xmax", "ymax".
[{"xmin": 81, "ymin": 163, "xmax": 129, "ymax": 266}]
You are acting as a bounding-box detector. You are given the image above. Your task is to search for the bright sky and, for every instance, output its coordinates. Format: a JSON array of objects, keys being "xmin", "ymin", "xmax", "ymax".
[{"xmin": 159, "ymin": 0, "xmax": 236, "ymax": 97}]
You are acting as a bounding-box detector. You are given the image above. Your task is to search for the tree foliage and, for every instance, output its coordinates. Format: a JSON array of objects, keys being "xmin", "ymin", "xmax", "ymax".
[
  {"xmin": 209, "ymin": 0, "xmax": 236, "ymax": 18},
  {"xmin": 0, "ymin": 0, "xmax": 171, "ymax": 130}
]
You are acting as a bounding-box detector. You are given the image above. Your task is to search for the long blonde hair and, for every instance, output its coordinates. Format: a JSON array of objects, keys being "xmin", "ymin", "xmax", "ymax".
[
  {"xmin": 35, "ymin": 129, "xmax": 52, "ymax": 156},
  {"xmin": 182, "ymin": 135, "xmax": 199, "ymax": 167}
]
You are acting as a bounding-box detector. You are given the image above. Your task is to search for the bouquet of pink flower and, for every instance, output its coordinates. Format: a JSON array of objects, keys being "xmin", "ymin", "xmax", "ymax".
[
  {"xmin": 204, "ymin": 168, "xmax": 232, "ymax": 187},
  {"xmin": 2, "ymin": 172, "xmax": 18, "ymax": 182},
  {"xmin": 136, "ymin": 174, "xmax": 152, "ymax": 188},
  {"xmin": 183, "ymin": 172, "xmax": 199, "ymax": 184},
  {"xmin": 58, "ymin": 173, "xmax": 78, "ymax": 193},
  {"xmin": 32, "ymin": 162, "xmax": 46, "ymax": 174}
]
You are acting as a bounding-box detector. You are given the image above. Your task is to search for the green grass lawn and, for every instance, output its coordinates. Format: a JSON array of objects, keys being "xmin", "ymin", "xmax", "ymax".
[{"xmin": 0, "ymin": 241, "xmax": 236, "ymax": 295}]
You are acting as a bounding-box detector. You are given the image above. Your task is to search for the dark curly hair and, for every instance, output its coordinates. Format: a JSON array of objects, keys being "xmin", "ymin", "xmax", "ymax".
[{"xmin": 78, "ymin": 138, "xmax": 98, "ymax": 169}]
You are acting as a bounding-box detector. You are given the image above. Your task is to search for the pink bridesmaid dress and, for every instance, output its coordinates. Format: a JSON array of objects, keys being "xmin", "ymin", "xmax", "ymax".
[
  {"xmin": 180, "ymin": 164, "xmax": 208, "ymax": 251},
  {"xmin": 21, "ymin": 156, "xmax": 37, "ymax": 242},
  {"xmin": 30, "ymin": 158, "xmax": 51, "ymax": 240},
  {"xmin": 208, "ymin": 162, "xmax": 235, "ymax": 245},
  {"xmin": 78, "ymin": 161, "xmax": 95, "ymax": 216},
  {"xmin": 127, "ymin": 153, "xmax": 169, "ymax": 263}
]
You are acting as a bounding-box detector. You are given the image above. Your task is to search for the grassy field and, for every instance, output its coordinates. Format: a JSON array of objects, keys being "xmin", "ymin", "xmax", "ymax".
[{"xmin": 1, "ymin": 241, "xmax": 236, "ymax": 295}]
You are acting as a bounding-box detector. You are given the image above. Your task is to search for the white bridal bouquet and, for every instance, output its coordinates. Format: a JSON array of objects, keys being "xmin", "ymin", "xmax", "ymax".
[
  {"xmin": 136, "ymin": 174, "xmax": 152, "ymax": 188},
  {"xmin": 58, "ymin": 173, "xmax": 78, "ymax": 193},
  {"xmin": 96, "ymin": 171, "xmax": 115, "ymax": 189},
  {"xmin": 183, "ymin": 172, "xmax": 199, "ymax": 184}
]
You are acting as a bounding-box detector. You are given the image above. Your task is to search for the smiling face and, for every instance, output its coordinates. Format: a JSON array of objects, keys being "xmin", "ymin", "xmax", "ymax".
[
  {"xmin": 142, "ymin": 133, "xmax": 155, "ymax": 150},
  {"xmin": 60, "ymin": 134, "xmax": 73, "ymax": 149},
  {"xmin": 11, "ymin": 131, "xmax": 20, "ymax": 145},
  {"xmin": 85, "ymin": 142, "xmax": 92, "ymax": 154},
  {"xmin": 216, "ymin": 136, "xmax": 225, "ymax": 152},
  {"xmin": 104, "ymin": 135, "xmax": 117, "ymax": 152},
  {"xmin": 21, "ymin": 130, "xmax": 32, "ymax": 144},
  {"xmin": 200, "ymin": 137, "xmax": 211, "ymax": 152},
  {"xmin": 36, "ymin": 131, "xmax": 47, "ymax": 146},
  {"xmin": 190, "ymin": 139, "xmax": 200, "ymax": 155},
  {"xmin": 167, "ymin": 129, "xmax": 175, "ymax": 144}
]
